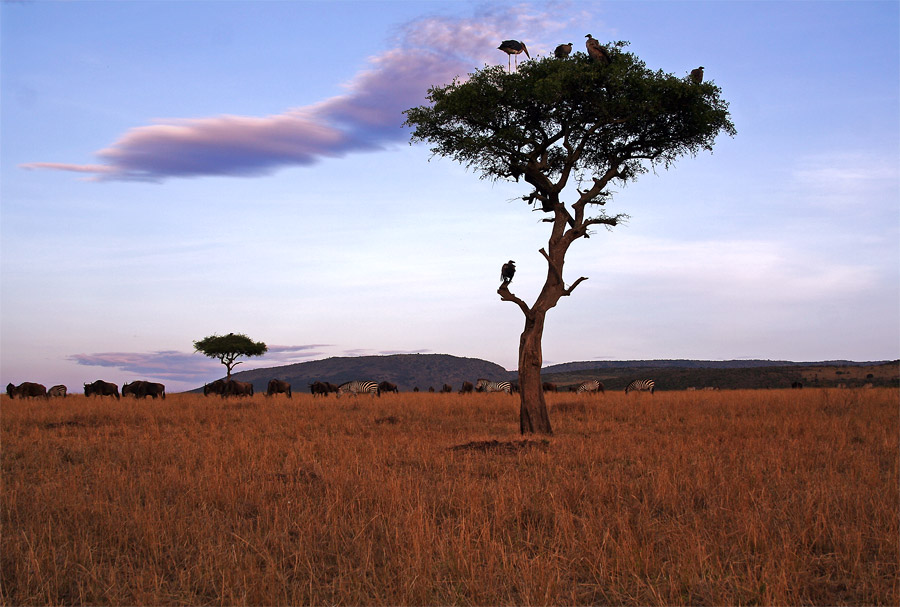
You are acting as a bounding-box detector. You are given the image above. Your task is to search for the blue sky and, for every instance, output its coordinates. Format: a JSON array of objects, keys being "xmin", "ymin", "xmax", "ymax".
[{"xmin": 2, "ymin": 0, "xmax": 898, "ymax": 393}]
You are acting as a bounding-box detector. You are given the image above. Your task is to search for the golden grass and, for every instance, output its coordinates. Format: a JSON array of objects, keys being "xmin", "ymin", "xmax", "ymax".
[{"xmin": 2, "ymin": 388, "xmax": 897, "ymax": 605}]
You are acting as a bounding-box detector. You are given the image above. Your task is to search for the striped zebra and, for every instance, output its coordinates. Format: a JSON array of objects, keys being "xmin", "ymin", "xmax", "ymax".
[
  {"xmin": 625, "ymin": 379, "xmax": 655, "ymax": 394},
  {"xmin": 576, "ymin": 380, "xmax": 605, "ymax": 394},
  {"xmin": 475, "ymin": 378, "xmax": 512, "ymax": 394},
  {"xmin": 337, "ymin": 380, "xmax": 380, "ymax": 397}
]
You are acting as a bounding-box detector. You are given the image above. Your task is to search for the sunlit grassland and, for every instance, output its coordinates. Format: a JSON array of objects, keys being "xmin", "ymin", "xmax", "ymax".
[{"xmin": 2, "ymin": 388, "xmax": 897, "ymax": 605}]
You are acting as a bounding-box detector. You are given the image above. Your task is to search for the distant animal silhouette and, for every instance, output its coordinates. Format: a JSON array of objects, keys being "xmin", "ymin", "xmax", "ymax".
[
  {"xmin": 501, "ymin": 260, "xmax": 516, "ymax": 284},
  {"xmin": 498, "ymin": 40, "xmax": 529, "ymax": 72},
  {"xmin": 690, "ymin": 66, "xmax": 704, "ymax": 84},
  {"xmin": 554, "ymin": 43, "xmax": 573, "ymax": 58},
  {"xmin": 266, "ymin": 379, "xmax": 292, "ymax": 397},
  {"xmin": 585, "ymin": 34, "xmax": 610, "ymax": 65}
]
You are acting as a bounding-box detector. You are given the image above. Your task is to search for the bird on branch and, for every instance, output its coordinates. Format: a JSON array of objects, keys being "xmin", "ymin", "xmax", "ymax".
[
  {"xmin": 501, "ymin": 260, "xmax": 516, "ymax": 284},
  {"xmin": 690, "ymin": 66, "xmax": 704, "ymax": 84},
  {"xmin": 498, "ymin": 40, "xmax": 529, "ymax": 72},
  {"xmin": 585, "ymin": 34, "xmax": 610, "ymax": 65},
  {"xmin": 554, "ymin": 43, "xmax": 573, "ymax": 58}
]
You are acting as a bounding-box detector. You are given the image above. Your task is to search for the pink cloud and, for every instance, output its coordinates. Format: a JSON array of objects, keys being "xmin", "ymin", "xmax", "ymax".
[{"xmin": 21, "ymin": 4, "xmax": 576, "ymax": 182}]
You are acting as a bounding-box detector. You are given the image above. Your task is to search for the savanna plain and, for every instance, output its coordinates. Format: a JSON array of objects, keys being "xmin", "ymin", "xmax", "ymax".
[{"xmin": 2, "ymin": 388, "xmax": 897, "ymax": 605}]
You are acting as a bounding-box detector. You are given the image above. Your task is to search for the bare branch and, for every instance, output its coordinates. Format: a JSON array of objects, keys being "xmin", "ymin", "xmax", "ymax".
[
  {"xmin": 538, "ymin": 248, "xmax": 564, "ymax": 285},
  {"xmin": 562, "ymin": 276, "xmax": 589, "ymax": 296},
  {"xmin": 497, "ymin": 283, "xmax": 532, "ymax": 318}
]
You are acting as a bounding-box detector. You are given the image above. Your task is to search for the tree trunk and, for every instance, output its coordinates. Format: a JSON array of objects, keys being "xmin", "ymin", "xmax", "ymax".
[{"xmin": 518, "ymin": 310, "xmax": 552, "ymax": 434}]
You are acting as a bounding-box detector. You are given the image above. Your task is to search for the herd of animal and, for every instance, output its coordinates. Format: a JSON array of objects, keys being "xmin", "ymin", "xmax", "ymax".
[{"xmin": 5, "ymin": 377, "xmax": 656, "ymax": 399}]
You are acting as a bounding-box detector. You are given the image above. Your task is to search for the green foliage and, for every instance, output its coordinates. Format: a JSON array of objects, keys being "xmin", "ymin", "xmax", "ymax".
[
  {"xmin": 193, "ymin": 333, "xmax": 267, "ymax": 378},
  {"xmin": 404, "ymin": 42, "xmax": 735, "ymax": 208}
]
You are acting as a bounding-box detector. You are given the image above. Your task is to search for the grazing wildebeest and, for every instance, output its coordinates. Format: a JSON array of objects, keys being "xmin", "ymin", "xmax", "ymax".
[
  {"xmin": 266, "ymin": 379, "xmax": 292, "ymax": 398},
  {"xmin": 122, "ymin": 381, "xmax": 166, "ymax": 399},
  {"xmin": 378, "ymin": 381, "xmax": 398, "ymax": 394},
  {"xmin": 48, "ymin": 385, "xmax": 67, "ymax": 397},
  {"xmin": 204, "ymin": 379, "xmax": 228, "ymax": 396},
  {"xmin": 459, "ymin": 381, "xmax": 474, "ymax": 394},
  {"xmin": 542, "ymin": 382, "xmax": 558, "ymax": 393},
  {"xmin": 227, "ymin": 380, "xmax": 254, "ymax": 397},
  {"xmin": 309, "ymin": 381, "xmax": 339, "ymax": 396},
  {"xmin": 791, "ymin": 381, "xmax": 803, "ymax": 389},
  {"xmin": 441, "ymin": 384, "xmax": 453, "ymax": 393},
  {"xmin": 6, "ymin": 382, "xmax": 48, "ymax": 398},
  {"xmin": 84, "ymin": 380, "xmax": 120, "ymax": 399}
]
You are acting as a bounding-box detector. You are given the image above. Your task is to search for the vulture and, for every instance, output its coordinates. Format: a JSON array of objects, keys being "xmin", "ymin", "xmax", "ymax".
[
  {"xmin": 554, "ymin": 42, "xmax": 573, "ymax": 58},
  {"xmin": 690, "ymin": 66, "xmax": 704, "ymax": 84},
  {"xmin": 501, "ymin": 260, "xmax": 516, "ymax": 284},
  {"xmin": 585, "ymin": 34, "xmax": 610, "ymax": 65},
  {"xmin": 497, "ymin": 40, "xmax": 529, "ymax": 72}
]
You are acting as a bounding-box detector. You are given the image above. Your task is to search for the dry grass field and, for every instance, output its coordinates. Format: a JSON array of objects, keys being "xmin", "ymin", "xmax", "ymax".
[{"xmin": 2, "ymin": 388, "xmax": 897, "ymax": 605}]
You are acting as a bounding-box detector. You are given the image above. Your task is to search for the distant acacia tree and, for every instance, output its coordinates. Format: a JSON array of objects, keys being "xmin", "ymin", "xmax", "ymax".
[
  {"xmin": 405, "ymin": 42, "xmax": 735, "ymax": 434},
  {"xmin": 193, "ymin": 333, "xmax": 268, "ymax": 380}
]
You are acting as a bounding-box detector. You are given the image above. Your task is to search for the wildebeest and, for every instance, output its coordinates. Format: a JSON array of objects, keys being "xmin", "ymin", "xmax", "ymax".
[
  {"xmin": 228, "ymin": 380, "xmax": 253, "ymax": 397},
  {"xmin": 309, "ymin": 381, "xmax": 339, "ymax": 396},
  {"xmin": 122, "ymin": 381, "xmax": 166, "ymax": 399},
  {"xmin": 48, "ymin": 385, "xmax": 67, "ymax": 397},
  {"xmin": 266, "ymin": 379, "xmax": 292, "ymax": 398},
  {"xmin": 542, "ymin": 382, "xmax": 558, "ymax": 392},
  {"xmin": 459, "ymin": 381, "xmax": 474, "ymax": 394},
  {"xmin": 791, "ymin": 381, "xmax": 803, "ymax": 389},
  {"xmin": 84, "ymin": 380, "xmax": 120, "ymax": 399},
  {"xmin": 6, "ymin": 382, "xmax": 48, "ymax": 398},
  {"xmin": 378, "ymin": 381, "xmax": 398, "ymax": 394},
  {"xmin": 204, "ymin": 379, "xmax": 252, "ymax": 397},
  {"xmin": 441, "ymin": 384, "xmax": 453, "ymax": 393}
]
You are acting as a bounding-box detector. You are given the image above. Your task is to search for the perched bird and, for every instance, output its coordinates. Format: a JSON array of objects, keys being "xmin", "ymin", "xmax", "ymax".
[
  {"xmin": 498, "ymin": 40, "xmax": 530, "ymax": 72},
  {"xmin": 585, "ymin": 34, "xmax": 610, "ymax": 65},
  {"xmin": 554, "ymin": 42, "xmax": 573, "ymax": 58},
  {"xmin": 690, "ymin": 66, "xmax": 704, "ymax": 84},
  {"xmin": 501, "ymin": 260, "xmax": 516, "ymax": 284}
]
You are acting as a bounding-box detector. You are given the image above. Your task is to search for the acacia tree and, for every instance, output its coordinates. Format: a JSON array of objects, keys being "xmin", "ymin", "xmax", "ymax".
[
  {"xmin": 405, "ymin": 42, "xmax": 735, "ymax": 434},
  {"xmin": 193, "ymin": 332, "xmax": 268, "ymax": 380}
]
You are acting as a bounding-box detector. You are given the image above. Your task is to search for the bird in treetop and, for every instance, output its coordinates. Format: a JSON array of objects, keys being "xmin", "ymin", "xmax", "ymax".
[
  {"xmin": 497, "ymin": 40, "xmax": 529, "ymax": 72},
  {"xmin": 585, "ymin": 34, "xmax": 610, "ymax": 65},
  {"xmin": 501, "ymin": 260, "xmax": 516, "ymax": 284},
  {"xmin": 690, "ymin": 66, "xmax": 705, "ymax": 84},
  {"xmin": 554, "ymin": 42, "xmax": 573, "ymax": 58}
]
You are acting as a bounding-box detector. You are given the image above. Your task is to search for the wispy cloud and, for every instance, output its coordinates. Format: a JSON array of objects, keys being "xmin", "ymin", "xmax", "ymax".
[
  {"xmin": 70, "ymin": 344, "xmax": 335, "ymax": 381},
  {"xmin": 21, "ymin": 4, "xmax": 575, "ymax": 182}
]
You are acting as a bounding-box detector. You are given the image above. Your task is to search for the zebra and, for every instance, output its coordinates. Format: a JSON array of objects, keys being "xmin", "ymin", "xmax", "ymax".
[
  {"xmin": 576, "ymin": 380, "xmax": 605, "ymax": 394},
  {"xmin": 625, "ymin": 379, "xmax": 655, "ymax": 394},
  {"xmin": 475, "ymin": 378, "xmax": 512, "ymax": 394},
  {"xmin": 337, "ymin": 380, "xmax": 380, "ymax": 397}
]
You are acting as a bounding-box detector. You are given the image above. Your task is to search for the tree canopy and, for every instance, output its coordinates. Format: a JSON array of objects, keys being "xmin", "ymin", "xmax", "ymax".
[
  {"xmin": 404, "ymin": 42, "xmax": 735, "ymax": 434},
  {"xmin": 193, "ymin": 333, "xmax": 268, "ymax": 380},
  {"xmin": 405, "ymin": 42, "xmax": 735, "ymax": 232}
]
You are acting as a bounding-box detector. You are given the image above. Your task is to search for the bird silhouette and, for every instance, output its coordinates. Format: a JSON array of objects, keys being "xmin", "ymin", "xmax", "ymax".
[
  {"xmin": 501, "ymin": 260, "xmax": 516, "ymax": 284},
  {"xmin": 585, "ymin": 34, "xmax": 610, "ymax": 65},
  {"xmin": 554, "ymin": 43, "xmax": 573, "ymax": 58},
  {"xmin": 498, "ymin": 40, "xmax": 530, "ymax": 72},
  {"xmin": 690, "ymin": 66, "xmax": 704, "ymax": 84}
]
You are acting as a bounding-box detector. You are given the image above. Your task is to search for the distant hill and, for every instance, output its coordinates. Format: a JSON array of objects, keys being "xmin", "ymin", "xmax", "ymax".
[
  {"xmin": 194, "ymin": 355, "xmax": 898, "ymax": 393},
  {"xmin": 540, "ymin": 360, "xmax": 899, "ymax": 391},
  {"xmin": 207, "ymin": 353, "xmax": 510, "ymax": 394}
]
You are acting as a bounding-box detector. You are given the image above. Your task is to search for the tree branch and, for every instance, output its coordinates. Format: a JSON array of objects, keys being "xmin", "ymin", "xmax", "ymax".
[
  {"xmin": 497, "ymin": 283, "xmax": 532, "ymax": 318},
  {"xmin": 562, "ymin": 276, "xmax": 589, "ymax": 296}
]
